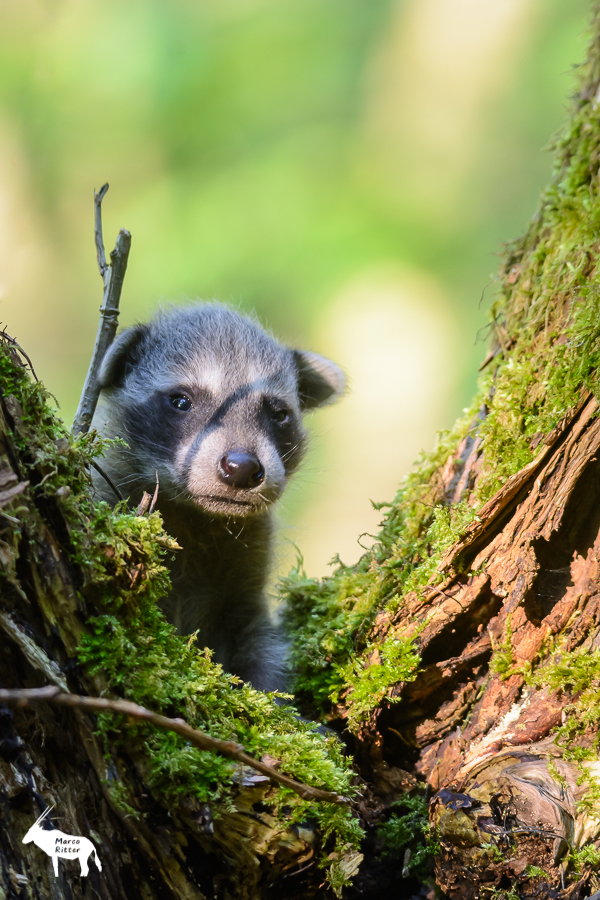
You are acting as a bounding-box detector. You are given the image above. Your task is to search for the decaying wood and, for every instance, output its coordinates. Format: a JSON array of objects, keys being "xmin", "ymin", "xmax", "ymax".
[{"xmin": 333, "ymin": 388, "xmax": 600, "ymax": 897}]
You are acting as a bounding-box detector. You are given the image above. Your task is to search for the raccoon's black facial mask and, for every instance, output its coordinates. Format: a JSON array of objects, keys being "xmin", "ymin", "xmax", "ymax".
[
  {"xmin": 97, "ymin": 304, "xmax": 346, "ymax": 516},
  {"xmin": 113, "ymin": 379, "xmax": 304, "ymax": 516}
]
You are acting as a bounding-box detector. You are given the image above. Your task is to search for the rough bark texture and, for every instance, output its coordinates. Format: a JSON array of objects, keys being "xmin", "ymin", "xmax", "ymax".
[
  {"xmin": 358, "ymin": 391, "xmax": 600, "ymax": 896},
  {"xmin": 282, "ymin": 4, "xmax": 600, "ymax": 899}
]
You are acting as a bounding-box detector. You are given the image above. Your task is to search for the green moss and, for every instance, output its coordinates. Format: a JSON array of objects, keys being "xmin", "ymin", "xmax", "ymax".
[
  {"xmin": 524, "ymin": 865, "xmax": 550, "ymax": 879},
  {"xmin": 531, "ymin": 646, "xmax": 600, "ymax": 750},
  {"xmin": 78, "ymin": 520, "xmax": 363, "ymax": 888},
  {"xmin": 378, "ymin": 794, "xmax": 439, "ymax": 880},
  {"xmin": 484, "ymin": 888, "xmax": 521, "ymax": 900},
  {"xmin": 281, "ymin": 38, "xmax": 600, "ymax": 731},
  {"xmin": 333, "ymin": 628, "xmax": 422, "ymax": 731},
  {"xmin": 0, "ymin": 336, "xmax": 119, "ymax": 552},
  {"xmin": 104, "ymin": 778, "xmax": 141, "ymax": 820},
  {"xmin": 281, "ymin": 402, "xmax": 485, "ymax": 720},
  {"xmin": 567, "ymin": 841, "xmax": 600, "ymax": 873},
  {"xmin": 489, "ymin": 616, "xmax": 533, "ymax": 682},
  {"xmin": 521, "ymin": 642, "xmax": 600, "ymax": 817},
  {"xmin": 481, "ymin": 842, "xmax": 507, "ymax": 864},
  {"xmin": 0, "ymin": 342, "xmax": 363, "ymax": 895}
]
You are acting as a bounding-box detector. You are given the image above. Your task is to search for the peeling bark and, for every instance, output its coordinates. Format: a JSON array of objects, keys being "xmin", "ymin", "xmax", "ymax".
[{"xmin": 331, "ymin": 391, "xmax": 600, "ymax": 896}]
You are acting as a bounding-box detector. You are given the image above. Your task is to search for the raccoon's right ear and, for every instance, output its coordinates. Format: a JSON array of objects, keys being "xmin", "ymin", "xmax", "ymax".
[
  {"xmin": 293, "ymin": 350, "xmax": 347, "ymax": 410},
  {"xmin": 98, "ymin": 325, "xmax": 148, "ymax": 389}
]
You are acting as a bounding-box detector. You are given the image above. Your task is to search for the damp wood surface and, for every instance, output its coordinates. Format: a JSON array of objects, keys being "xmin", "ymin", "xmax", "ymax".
[{"xmin": 280, "ymin": 3, "xmax": 600, "ymax": 898}]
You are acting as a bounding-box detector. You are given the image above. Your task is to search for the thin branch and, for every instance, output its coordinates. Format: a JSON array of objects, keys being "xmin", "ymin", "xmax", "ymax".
[
  {"xmin": 136, "ymin": 472, "xmax": 159, "ymax": 516},
  {"xmin": 136, "ymin": 491, "xmax": 153, "ymax": 517},
  {"xmin": 150, "ymin": 470, "xmax": 159, "ymax": 513},
  {"xmin": 94, "ymin": 182, "xmax": 110, "ymax": 282},
  {"xmin": 72, "ymin": 185, "xmax": 132, "ymax": 436},
  {"xmin": 0, "ymin": 686, "xmax": 348, "ymax": 806},
  {"xmin": 89, "ymin": 459, "xmax": 124, "ymax": 502}
]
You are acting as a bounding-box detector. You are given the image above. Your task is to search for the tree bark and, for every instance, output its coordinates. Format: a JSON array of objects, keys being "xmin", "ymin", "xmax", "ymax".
[
  {"xmin": 0, "ymin": 345, "xmax": 360, "ymax": 899},
  {"xmin": 284, "ymin": 4, "xmax": 600, "ymax": 899},
  {"xmin": 358, "ymin": 391, "xmax": 600, "ymax": 896}
]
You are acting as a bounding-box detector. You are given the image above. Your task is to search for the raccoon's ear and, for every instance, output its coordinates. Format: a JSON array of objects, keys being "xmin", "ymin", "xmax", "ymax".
[
  {"xmin": 293, "ymin": 350, "xmax": 347, "ymax": 410},
  {"xmin": 98, "ymin": 325, "xmax": 148, "ymax": 389}
]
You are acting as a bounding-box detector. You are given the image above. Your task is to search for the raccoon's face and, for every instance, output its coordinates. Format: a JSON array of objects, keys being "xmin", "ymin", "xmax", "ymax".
[
  {"xmin": 120, "ymin": 356, "xmax": 306, "ymax": 516},
  {"xmin": 97, "ymin": 305, "xmax": 345, "ymax": 517}
]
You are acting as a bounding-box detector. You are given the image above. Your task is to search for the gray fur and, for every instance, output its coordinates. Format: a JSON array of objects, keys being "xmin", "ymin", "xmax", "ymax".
[{"xmin": 91, "ymin": 303, "xmax": 346, "ymax": 692}]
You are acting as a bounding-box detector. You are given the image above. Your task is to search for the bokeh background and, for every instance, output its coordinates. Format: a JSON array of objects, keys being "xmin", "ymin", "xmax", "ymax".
[{"xmin": 0, "ymin": 0, "xmax": 590, "ymax": 577}]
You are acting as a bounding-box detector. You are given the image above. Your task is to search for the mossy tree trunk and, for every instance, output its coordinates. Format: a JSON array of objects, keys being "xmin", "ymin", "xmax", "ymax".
[
  {"xmin": 0, "ymin": 349, "xmax": 361, "ymax": 896},
  {"xmin": 283, "ymin": 5, "xmax": 600, "ymax": 899},
  {"xmin": 6, "ymin": 6, "xmax": 600, "ymax": 900},
  {"xmin": 0, "ymin": 359, "xmax": 320, "ymax": 900}
]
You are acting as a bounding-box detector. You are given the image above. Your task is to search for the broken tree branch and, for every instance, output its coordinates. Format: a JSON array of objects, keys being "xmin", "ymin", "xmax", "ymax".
[
  {"xmin": 0, "ymin": 686, "xmax": 348, "ymax": 806},
  {"xmin": 94, "ymin": 181, "xmax": 110, "ymax": 283},
  {"xmin": 72, "ymin": 184, "xmax": 131, "ymax": 436}
]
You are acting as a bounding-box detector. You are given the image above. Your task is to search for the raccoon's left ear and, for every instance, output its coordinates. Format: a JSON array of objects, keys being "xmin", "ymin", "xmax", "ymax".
[
  {"xmin": 293, "ymin": 350, "xmax": 347, "ymax": 410},
  {"xmin": 99, "ymin": 324, "xmax": 149, "ymax": 389}
]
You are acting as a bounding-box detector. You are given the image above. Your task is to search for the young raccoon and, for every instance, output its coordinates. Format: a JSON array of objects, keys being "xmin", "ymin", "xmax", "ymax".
[{"xmin": 92, "ymin": 303, "xmax": 346, "ymax": 692}]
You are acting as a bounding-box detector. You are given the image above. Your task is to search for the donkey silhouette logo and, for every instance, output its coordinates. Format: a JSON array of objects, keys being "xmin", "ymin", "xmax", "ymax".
[{"xmin": 22, "ymin": 805, "xmax": 102, "ymax": 877}]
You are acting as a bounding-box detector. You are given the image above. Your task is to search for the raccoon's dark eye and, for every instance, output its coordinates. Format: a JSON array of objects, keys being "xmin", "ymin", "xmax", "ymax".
[
  {"xmin": 271, "ymin": 408, "xmax": 290, "ymax": 425},
  {"xmin": 170, "ymin": 393, "xmax": 192, "ymax": 412}
]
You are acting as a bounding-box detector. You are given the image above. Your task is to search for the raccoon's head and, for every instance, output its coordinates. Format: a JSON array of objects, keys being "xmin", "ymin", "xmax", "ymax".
[{"xmin": 97, "ymin": 304, "xmax": 346, "ymax": 516}]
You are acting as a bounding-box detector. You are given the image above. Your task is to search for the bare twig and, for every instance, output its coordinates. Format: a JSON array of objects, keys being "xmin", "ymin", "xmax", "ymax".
[
  {"xmin": 135, "ymin": 491, "xmax": 153, "ymax": 516},
  {"xmin": 94, "ymin": 182, "xmax": 110, "ymax": 281},
  {"xmin": 135, "ymin": 472, "xmax": 159, "ymax": 516},
  {"xmin": 89, "ymin": 459, "xmax": 124, "ymax": 502},
  {"xmin": 0, "ymin": 686, "xmax": 348, "ymax": 806},
  {"xmin": 150, "ymin": 470, "xmax": 159, "ymax": 513},
  {"xmin": 72, "ymin": 185, "xmax": 131, "ymax": 436}
]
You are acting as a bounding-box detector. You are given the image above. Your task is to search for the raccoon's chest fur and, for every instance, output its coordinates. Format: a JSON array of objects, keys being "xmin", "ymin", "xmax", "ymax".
[{"xmin": 157, "ymin": 499, "xmax": 273, "ymax": 673}]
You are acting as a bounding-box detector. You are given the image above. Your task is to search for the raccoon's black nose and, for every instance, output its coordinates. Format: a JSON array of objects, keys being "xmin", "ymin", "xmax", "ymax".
[{"xmin": 218, "ymin": 451, "xmax": 265, "ymax": 489}]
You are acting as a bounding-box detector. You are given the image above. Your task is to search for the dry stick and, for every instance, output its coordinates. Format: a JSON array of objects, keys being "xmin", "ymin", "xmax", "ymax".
[
  {"xmin": 72, "ymin": 184, "xmax": 131, "ymax": 436},
  {"xmin": 89, "ymin": 459, "xmax": 124, "ymax": 502},
  {"xmin": 136, "ymin": 472, "xmax": 159, "ymax": 516},
  {"xmin": 0, "ymin": 686, "xmax": 347, "ymax": 806}
]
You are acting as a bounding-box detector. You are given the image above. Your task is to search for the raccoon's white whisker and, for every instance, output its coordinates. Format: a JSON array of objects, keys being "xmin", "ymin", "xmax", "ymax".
[
  {"xmin": 224, "ymin": 519, "xmax": 248, "ymax": 544},
  {"xmin": 114, "ymin": 474, "xmax": 144, "ymax": 487},
  {"xmin": 281, "ymin": 439, "xmax": 303, "ymax": 462},
  {"xmin": 171, "ymin": 488, "xmax": 193, "ymax": 503}
]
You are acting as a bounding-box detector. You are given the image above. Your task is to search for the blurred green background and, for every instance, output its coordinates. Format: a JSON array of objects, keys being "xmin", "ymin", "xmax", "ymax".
[{"xmin": 0, "ymin": 0, "xmax": 590, "ymax": 575}]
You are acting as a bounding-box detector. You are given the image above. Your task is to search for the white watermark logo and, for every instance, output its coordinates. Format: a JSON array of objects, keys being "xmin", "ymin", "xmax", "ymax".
[{"xmin": 22, "ymin": 805, "xmax": 102, "ymax": 877}]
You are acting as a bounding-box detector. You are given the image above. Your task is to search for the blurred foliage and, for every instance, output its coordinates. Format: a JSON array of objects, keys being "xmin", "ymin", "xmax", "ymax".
[
  {"xmin": 0, "ymin": 0, "xmax": 589, "ymax": 396},
  {"xmin": 0, "ymin": 0, "xmax": 591, "ymax": 573}
]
